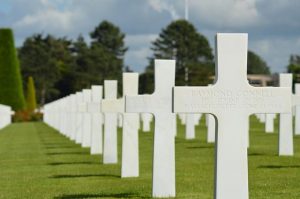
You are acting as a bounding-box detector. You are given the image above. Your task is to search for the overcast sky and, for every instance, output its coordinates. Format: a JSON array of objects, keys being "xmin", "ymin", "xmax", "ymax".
[{"xmin": 1, "ymin": 0, "xmax": 300, "ymax": 73}]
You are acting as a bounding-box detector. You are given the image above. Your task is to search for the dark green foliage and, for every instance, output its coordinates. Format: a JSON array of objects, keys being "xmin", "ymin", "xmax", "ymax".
[
  {"xmin": 26, "ymin": 76, "xmax": 37, "ymax": 112},
  {"xmin": 19, "ymin": 21, "xmax": 127, "ymax": 103},
  {"xmin": 19, "ymin": 34, "xmax": 75, "ymax": 105},
  {"xmin": 140, "ymin": 20, "xmax": 214, "ymax": 93},
  {"xmin": 287, "ymin": 55, "xmax": 300, "ymax": 84},
  {"xmin": 0, "ymin": 28, "xmax": 25, "ymax": 111},
  {"xmin": 90, "ymin": 20, "xmax": 128, "ymax": 58},
  {"xmin": 247, "ymin": 50, "xmax": 270, "ymax": 74}
]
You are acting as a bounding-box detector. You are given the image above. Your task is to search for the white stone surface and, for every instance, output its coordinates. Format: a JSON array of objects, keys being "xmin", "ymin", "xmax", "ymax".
[
  {"xmin": 207, "ymin": 114, "xmax": 216, "ymax": 143},
  {"xmin": 69, "ymin": 94, "xmax": 77, "ymax": 141},
  {"xmin": 75, "ymin": 92, "xmax": 84, "ymax": 144},
  {"xmin": 118, "ymin": 114, "xmax": 123, "ymax": 127},
  {"xmin": 265, "ymin": 114, "xmax": 275, "ymax": 133},
  {"xmin": 141, "ymin": 113, "xmax": 153, "ymax": 132},
  {"xmin": 295, "ymin": 84, "xmax": 300, "ymax": 135},
  {"xmin": 89, "ymin": 85, "xmax": 103, "ymax": 154},
  {"xmin": 125, "ymin": 60, "xmax": 176, "ymax": 197},
  {"xmin": 82, "ymin": 89, "xmax": 92, "ymax": 147},
  {"xmin": 102, "ymin": 80, "xmax": 118, "ymax": 164},
  {"xmin": 279, "ymin": 74, "xmax": 294, "ymax": 156},
  {"xmin": 103, "ymin": 73, "xmax": 140, "ymax": 177},
  {"xmin": 174, "ymin": 34, "xmax": 291, "ymax": 199},
  {"xmin": 185, "ymin": 114, "xmax": 195, "ymax": 139}
]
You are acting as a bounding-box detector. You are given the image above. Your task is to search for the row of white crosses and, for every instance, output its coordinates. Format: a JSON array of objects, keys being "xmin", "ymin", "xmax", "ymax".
[
  {"xmin": 43, "ymin": 33, "xmax": 296, "ymax": 199},
  {"xmin": 0, "ymin": 104, "xmax": 12, "ymax": 129},
  {"xmin": 43, "ymin": 73, "xmax": 145, "ymax": 179}
]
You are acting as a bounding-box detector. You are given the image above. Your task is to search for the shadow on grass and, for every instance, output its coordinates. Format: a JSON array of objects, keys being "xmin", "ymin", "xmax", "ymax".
[
  {"xmin": 45, "ymin": 145, "xmax": 78, "ymax": 149},
  {"xmin": 258, "ymin": 165, "xmax": 300, "ymax": 169},
  {"xmin": 47, "ymin": 161, "xmax": 97, "ymax": 166},
  {"xmin": 186, "ymin": 145, "xmax": 214, "ymax": 149},
  {"xmin": 46, "ymin": 151, "xmax": 89, "ymax": 155},
  {"xmin": 54, "ymin": 192, "xmax": 150, "ymax": 199},
  {"xmin": 248, "ymin": 152, "xmax": 265, "ymax": 156},
  {"xmin": 50, "ymin": 174, "xmax": 120, "ymax": 179}
]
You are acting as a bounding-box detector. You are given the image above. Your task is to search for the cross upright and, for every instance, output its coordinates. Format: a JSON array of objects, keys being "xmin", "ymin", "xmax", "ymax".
[
  {"xmin": 125, "ymin": 60, "xmax": 176, "ymax": 197},
  {"xmin": 82, "ymin": 89, "xmax": 92, "ymax": 147},
  {"xmin": 102, "ymin": 73, "xmax": 140, "ymax": 177},
  {"xmin": 88, "ymin": 85, "xmax": 103, "ymax": 155},
  {"xmin": 102, "ymin": 80, "xmax": 118, "ymax": 164},
  {"xmin": 174, "ymin": 33, "xmax": 291, "ymax": 199},
  {"xmin": 75, "ymin": 91, "xmax": 84, "ymax": 144}
]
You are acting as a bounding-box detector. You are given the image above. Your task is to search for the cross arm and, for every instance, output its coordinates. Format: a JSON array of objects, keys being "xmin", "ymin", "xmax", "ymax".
[
  {"xmin": 125, "ymin": 95, "xmax": 155, "ymax": 114},
  {"xmin": 102, "ymin": 98, "xmax": 124, "ymax": 113},
  {"xmin": 292, "ymin": 94, "xmax": 300, "ymax": 106}
]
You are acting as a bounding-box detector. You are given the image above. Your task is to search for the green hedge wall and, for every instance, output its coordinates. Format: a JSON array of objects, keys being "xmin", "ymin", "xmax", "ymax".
[{"xmin": 0, "ymin": 28, "xmax": 25, "ymax": 111}]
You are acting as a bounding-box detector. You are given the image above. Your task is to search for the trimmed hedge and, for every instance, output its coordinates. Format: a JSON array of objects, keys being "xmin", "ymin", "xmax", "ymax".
[
  {"xmin": 26, "ymin": 76, "xmax": 37, "ymax": 112},
  {"xmin": 0, "ymin": 28, "xmax": 25, "ymax": 111}
]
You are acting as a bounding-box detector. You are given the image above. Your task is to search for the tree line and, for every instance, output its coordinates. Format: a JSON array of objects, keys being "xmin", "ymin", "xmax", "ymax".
[{"xmin": 17, "ymin": 20, "xmax": 271, "ymax": 106}]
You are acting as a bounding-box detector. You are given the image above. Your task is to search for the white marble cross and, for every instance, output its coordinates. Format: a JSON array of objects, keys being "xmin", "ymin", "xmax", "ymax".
[
  {"xmin": 82, "ymin": 89, "xmax": 92, "ymax": 147},
  {"xmin": 207, "ymin": 114, "xmax": 216, "ymax": 143},
  {"xmin": 265, "ymin": 114, "xmax": 275, "ymax": 133},
  {"xmin": 69, "ymin": 94, "xmax": 77, "ymax": 141},
  {"xmin": 141, "ymin": 113, "xmax": 153, "ymax": 132},
  {"xmin": 88, "ymin": 85, "xmax": 103, "ymax": 154},
  {"xmin": 279, "ymin": 73, "xmax": 299, "ymax": 155},
  {"xmin": 125, "ymin": 60, "xmax": 176, "ymax": 197},
  {"xmin": 185, "ymin": 114, "xmax": 195, "ymax": 139},
  {"xmin": 75, "ymin": 92, "xmax": 84, "ymax": 144},
  {"xmin": 102, "ymin": 73, "xmax": 140, "ymax": 177},
  {"xmin": 174, "ymin": 33, "xmax": 291, "ymax": 199},
  {"xmin": 102, "ymin": 80, "xmax": 118, "ymax": 164},
  {"xmin": 295, "ymin": 83, "xmax": 300, "ymax": 135}
]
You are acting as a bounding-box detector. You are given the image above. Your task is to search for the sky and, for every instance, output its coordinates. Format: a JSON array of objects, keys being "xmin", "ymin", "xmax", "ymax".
[{"xmin": 0, "ymin": 0, "xmax": 300, "ymax": 73}]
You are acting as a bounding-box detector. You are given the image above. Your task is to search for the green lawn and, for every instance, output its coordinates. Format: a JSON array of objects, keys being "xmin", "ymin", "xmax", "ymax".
[{"xmin": 0, "ymin": 116, "xmax": 300, "ymax": 198}]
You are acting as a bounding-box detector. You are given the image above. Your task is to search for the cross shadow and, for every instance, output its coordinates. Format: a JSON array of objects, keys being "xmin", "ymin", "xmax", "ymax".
[
  {"xmin": 54, "ymin": 192, "xmax": 150, "ymax": 199},
  {"xmin": 47, "ymin": 161, "xmax": 98, "ymax": 166},
  {"xmin": 46, "ymin": 151, "xmax": 89, "ymax": 155},
  {"xmin": 248, "ymin": 152, "xmax": 265, "ymax": 156},
  {"xmin": 186, "ymin": 146, "xmax": 214, "ymax": 149},
  {"xmin": 258, "ymin": 165, "xmax": 300, "ymax": 169},
  {"xmin": 45, "ymin": 146, "xmax": 78, "ymax": 149},
  {"xmin": 50, "ymin": 174, "xmax": 120, "ymax": 179}
]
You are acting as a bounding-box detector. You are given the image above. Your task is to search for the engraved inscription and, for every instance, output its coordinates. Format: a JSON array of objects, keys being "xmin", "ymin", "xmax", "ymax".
[{"xmin": 175, "ymin": 88, "xmax": 288, "ymax": 113}]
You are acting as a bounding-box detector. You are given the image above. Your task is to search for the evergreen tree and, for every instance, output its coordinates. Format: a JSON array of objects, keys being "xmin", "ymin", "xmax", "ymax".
[
  {"xmin": 26, "ymin": 76, "xmax": 37, "ymax": 112},
  {"xmin": 19, "ymin": 34, "xmax": 74, "ymax": 104},
  {"xmin": 0, "ymin": 28, "xmax": 25, "ymax": 111},
  {"xmin": 287, "ymin": 54, "xmax": 300, "ymax": 84},
  {"xmin": 247, "ymin": 50, "xmax": 270, "ymax": 74},
  {"xmin": 141, "ymin": 20, "xmax": 214, "ymax": 93}
]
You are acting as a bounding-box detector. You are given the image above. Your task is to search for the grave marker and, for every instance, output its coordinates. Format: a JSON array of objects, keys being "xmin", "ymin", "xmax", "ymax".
[
  {"xmin": 82, "ymin": 89, "xmax": 92, "ymax": 147},
  {"xmin": 174, "ymin": 33, "xmax": 291, "ymax": 199},
  {"xmin": 295, "ymin": 84, "xmax": 300, "ymax": 135},
  {"xmin": 125, "ymin": 60, "xmax": 176, "ymax": 197},
  {"xmin": 88, "ymin": 85, "xmax": 103, "ymax": 154},
  {"xmin": 102, "ymin": 73, "xmax": 140, "ymax": 177},
  {"xmin": 102, "ymin": 80, "xmax": 118, "ymax": 164}
]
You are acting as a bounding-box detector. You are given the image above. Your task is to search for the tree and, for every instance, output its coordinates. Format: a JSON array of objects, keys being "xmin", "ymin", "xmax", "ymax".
[
  {"xmin": 287, "ymin": 55, "xmax": 300, "ymax": 84},
  {"xmin": 89, "ymin": 21, "xmax": 128, "ymax": 93},
  {"xmin": 19, "ymin": 34, "xmax": 74, "ymax": 105},
  {"xmin": 0, "ymin": 28, "xmax": 25, "ymax": 111},
  {"xmin": 26, "ymin": 76, "xmax": 37, "ymax": 112},
  {"xmin": 141, "ymin": 20, "xmax": 214, "ymax": 93},
  {"xmin": 247, "ymin": 50, "xmax": 270, "ymax": 74},
  {"xmin": 90, "ymin": 20, "xmax": 128, "ymax": 58}
]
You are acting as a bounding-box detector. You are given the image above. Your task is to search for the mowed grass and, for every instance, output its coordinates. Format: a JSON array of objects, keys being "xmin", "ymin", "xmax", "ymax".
[{"xmin": 0, "ymin": 116, "xmax": 300, "ymax": 198}]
